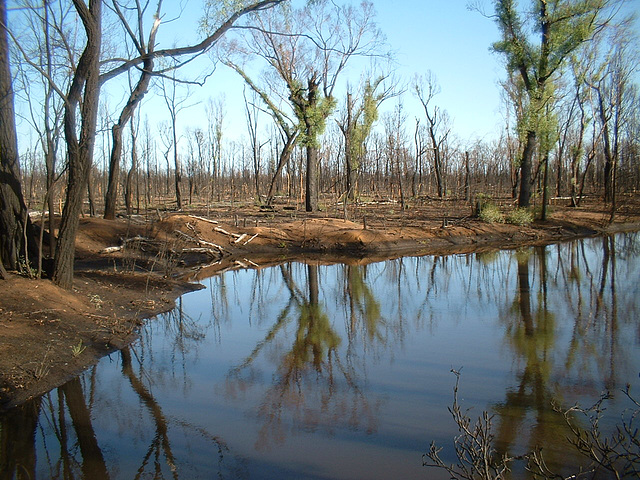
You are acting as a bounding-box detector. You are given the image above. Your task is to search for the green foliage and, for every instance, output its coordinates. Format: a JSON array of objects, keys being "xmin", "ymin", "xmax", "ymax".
[
  {"xmin": 71, "ymin": 340, "xmax": 86, "ymax": 357},
  {"xmin": 493, "ymin": 0, "xmax": 606, "ymax": 148},
  {"xmin": 201, "ymin": 0, "xmax": 280, "ymax": 32},
  {"xmin": 475, "ymin": 194, "xmax": 505, "ymax": 224},
  {"xmin": 347, "ymin": 77, "xmax": 385, "ymax": 165},
  {"xmin": 479, "ymin": 203, "xmax": 505, "ymax": 224},
  {"xmin": 507, "ymin": 207, "xmax": 534, "ymax": 226},
  {"xmin": 291, "ymin": 77, "xmax": 336, "ymax": 148}
]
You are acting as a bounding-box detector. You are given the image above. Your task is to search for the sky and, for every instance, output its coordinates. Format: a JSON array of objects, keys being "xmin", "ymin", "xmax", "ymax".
[
  {"xmin": 12, "ymin": 0, "xmax": 640, "ymax": 158},
  {"xmin": 117, "ymin": 0, "xmax": 509, "ymax": 151}
]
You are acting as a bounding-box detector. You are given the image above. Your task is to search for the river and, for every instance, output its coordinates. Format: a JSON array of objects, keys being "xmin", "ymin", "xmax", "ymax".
[{"xmin": 2, "ymin": 233, "xmax": 639, "ymax": 479}]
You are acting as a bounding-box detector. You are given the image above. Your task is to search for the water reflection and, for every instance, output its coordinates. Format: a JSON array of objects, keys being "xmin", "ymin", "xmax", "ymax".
[
  {"xmin": 226, "ymin": 263, "xmax": 381, "ymax": 450},
  {"xmin": 1, "ymin": 233, "xmax": 639, "ymax": 479}
]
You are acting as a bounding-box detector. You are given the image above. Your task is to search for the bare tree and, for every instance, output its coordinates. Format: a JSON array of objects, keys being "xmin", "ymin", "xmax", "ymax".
[
  {"xmin": 415, "ymin": 72, "xmax": 451, "ymax": 199},
  {"xmin": 51, "ymin": 0, "xmax": 103, "ymax": 289}
]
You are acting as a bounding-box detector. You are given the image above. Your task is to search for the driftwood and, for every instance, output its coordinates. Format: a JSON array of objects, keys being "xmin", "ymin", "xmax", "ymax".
[
  {"xmin": 234, "ymin": 233, "xmax": 248, "ymax": 244},
  {"xmin": 175, "ymin": 229, "xmax": 226, "ymax": 253}
]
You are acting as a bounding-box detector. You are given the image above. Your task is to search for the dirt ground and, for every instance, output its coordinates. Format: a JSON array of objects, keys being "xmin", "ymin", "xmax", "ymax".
[{"xmin": 1, "ymin": 196, "xmax": 639, "ymax": 410}]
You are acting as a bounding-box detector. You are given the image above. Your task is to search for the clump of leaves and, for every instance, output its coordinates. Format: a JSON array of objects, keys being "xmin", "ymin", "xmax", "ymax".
[
  {"xmin": 507, "ymin": 207, "xmax": 534, "ymax": 226},
  {"xmin": 479, "ymin": 203, "xmax": 505, "ymax": 224}
]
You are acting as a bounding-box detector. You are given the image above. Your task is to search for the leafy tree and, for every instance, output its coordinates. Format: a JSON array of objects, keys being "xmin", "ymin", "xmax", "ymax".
[
  {"xmin": 492, "ymin": 0, "xmax": 610, "ymax": 207},
  {"xmin": 338, "ymin": 75, "xmax": 392, "ymax": 201},
  {"xmin": 234, "ymin": 0, "xmax": 384, "ymax": 211}
]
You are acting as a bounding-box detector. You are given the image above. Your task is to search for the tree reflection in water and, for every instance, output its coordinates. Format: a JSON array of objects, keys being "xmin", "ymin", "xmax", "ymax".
[
  {"xmin": 0, "ymin": 306, "xmax": 243, "ymax": 480},
  {"xmin": 226, "ymin": 262, "xmax": 385, "ymax": 450},
  {"xmin": 492, "ymin": 236, "xmax": 637, "ymax": 475},
  {"xmin": 2, "ymin": 234, "xmax": 639, "ymax": 479}
]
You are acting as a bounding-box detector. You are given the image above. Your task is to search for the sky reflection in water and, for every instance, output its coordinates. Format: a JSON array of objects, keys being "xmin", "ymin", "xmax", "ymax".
[{"xmin": 2, "ymin": 233, "xmax": 640, "ymax": 479}]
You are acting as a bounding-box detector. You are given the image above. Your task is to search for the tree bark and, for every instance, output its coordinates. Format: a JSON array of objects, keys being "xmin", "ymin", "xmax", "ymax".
[
  {"xmin": 518, "ymin": 130, "xmax": 536, "ymax": 208},
  {"xmin": 0, "ymin": 0, "xmax": 36, "ymax": 274},
  {"xmin": 104, "ymin": 58, "xmax": 155, "ymax": 219},
  {"xmin": 305, "ymin": 144, "xmax": 318, "ymax": 212},
  {"xmin": 52, "ymin": 0, "xmax": 102, "ymax": 289},
  {"xmin": 266, "ymin": 133, "xmax": 297, "ymax": 205}
]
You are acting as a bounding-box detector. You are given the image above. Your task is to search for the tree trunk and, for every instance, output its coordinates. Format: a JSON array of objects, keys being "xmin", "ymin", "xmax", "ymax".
[
  {"xmin": 597, "ymin": 88, "xmax": 614, "ymax": 203},
  {"xmin": 103, "ymin": 56, "xmax": 155, "ymax": 220},
  {"xmin": 464, "ymin": 151, "xmax": 471, "ymax": 202},
  {"xmin": 52, "ymin": 0, "xmax": 102, "ymax": 289},
  {"xmin": 0, "ymin": 0, "xmax": 36, "ymax": 274},
  {"xmin": 305, "ymin": 144, "xmax": 318, "ymax": 212},
  {"xmin": 266, "ymin": 133, "xmax": 297, "ymax": 205},
  {"xmin": 103, "ymin": 125, "xmax": 124, "ymax": 219},
  {"xmin": 541, "ymin": 153, "xmax": 549, "ymax": 220},
  {"xmin": 518, "ymin": 130, "xmax": 536, "ymax": 208}
]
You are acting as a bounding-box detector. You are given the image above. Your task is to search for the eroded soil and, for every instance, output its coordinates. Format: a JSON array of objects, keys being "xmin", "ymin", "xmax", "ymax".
[{"xmin": 1, "ymin": 197, "xmax": 639, "ymax": 410}]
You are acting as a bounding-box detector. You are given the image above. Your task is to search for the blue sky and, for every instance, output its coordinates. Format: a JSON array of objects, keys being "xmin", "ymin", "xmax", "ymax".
[
  {"xmin": 13, "ymin": 0, "xmax": 640, "ymax": 157},
  {"xmin": 128, "ymin": 0, "xmax": 508, "ymax": 149},
  {"xmin": 373, "ymin": 1, "xmax": 505, "ymax": 141}
]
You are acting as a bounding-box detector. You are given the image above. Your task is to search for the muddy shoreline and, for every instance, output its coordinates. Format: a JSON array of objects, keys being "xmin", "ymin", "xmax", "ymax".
[{"xmin": 1, "ymin": 204, "xmax": 639, "ymax": 412}]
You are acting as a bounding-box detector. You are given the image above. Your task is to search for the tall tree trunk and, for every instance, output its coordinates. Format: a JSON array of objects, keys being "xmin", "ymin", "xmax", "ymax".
[
  {"xmin": 464, "ymin": 151, "xmax": 471, "ymax": 202},
  {"xmin": 305, "ymin": 144, "xmax": 318, "ymax": 212},
  {"xmin": 541, "ymin": 152, "xmax": 550, "ymax": 220},
  {"xmin": 0, "ymin": 0, "xmax": 36, "ymax": 275},
  {"xmin": 518, "ymin": 130, "xmax": 536, "ymax": 208},
  {"xmin": 597, "ymin": 88, "xmax": 614, "ymax": 203},
  {"xmin": 53, "ymin": 0, "xmax": 102, "ymax": 289},
  {"xmin": 103, "ymin": 56, "xmax": 155, "ymax": 220},
  {"xmin": 173, "ymin": 126, "xmax": 182, "ymax": 210}
]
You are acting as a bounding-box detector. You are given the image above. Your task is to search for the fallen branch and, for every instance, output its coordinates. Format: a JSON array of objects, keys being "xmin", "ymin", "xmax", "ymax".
[
  {"xmin": 101, "ymin": 245, "xmax": 123, "ymax": 253},
  {"xmin": 188, "ymin": 215, "xmax": 218, "ymax": 225},
  {"xmin": 100, "ymin": 236, "xmax": 153, "ymax": 254},
  {"xmin": 234, "ymin": 233, "xmax": 248, "ymax": 244},
  {"xmin": 244, "ymin": 258, "xmax": 260, "ymax": 267},
  {"xmin": 214, "ymin": 226, "xmax": 242, "ymax": 239},
  {"xmin": 243, "ymin": 233, "xmax": 259, "ymax": 245}
]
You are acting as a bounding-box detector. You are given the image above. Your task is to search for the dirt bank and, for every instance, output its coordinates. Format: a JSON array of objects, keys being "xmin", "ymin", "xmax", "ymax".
[{"xmin": 1, "ymin": 198, "xmax": 638, "ymax": 410}]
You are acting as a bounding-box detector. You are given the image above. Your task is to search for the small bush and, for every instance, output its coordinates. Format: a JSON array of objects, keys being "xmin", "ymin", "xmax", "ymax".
[
  {"xmin": 478, "ymin": 203, "xmax": 505, "ymax": 224},
  {"xmin": 507, "ymin": 207, "xmax": 534, "ymax": 226}
]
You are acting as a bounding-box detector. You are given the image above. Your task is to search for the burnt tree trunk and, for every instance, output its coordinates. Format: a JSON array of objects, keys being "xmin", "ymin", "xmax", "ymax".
[
  {"xmin": 0, "ymin": 0, "xmax": 36, "ymax": 275},
  {"xmin": 305, "ymin": 144, "xmax": 319, "ymax": 212},
  {"xmin": 266, "ymin": 132, "xmax": 297, "ymax": 205},
  {"xmin": 518, "ymin": 130, "xmax": 536, "ymax": 208},
  {"xmin": 103, "ymin": 56, "xmax": 155, "ymax": 220}
]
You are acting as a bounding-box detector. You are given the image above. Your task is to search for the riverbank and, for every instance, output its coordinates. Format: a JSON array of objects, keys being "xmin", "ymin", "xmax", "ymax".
[{"xmin": 1, "ymin": 197, "xmax": 639, "ymax": 410}]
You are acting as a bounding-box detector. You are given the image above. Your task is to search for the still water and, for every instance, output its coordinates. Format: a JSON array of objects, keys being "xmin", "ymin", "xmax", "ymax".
[{"xmin": 2, "ymin": 233, "xmax": 640, "ymax": 479}]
